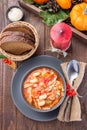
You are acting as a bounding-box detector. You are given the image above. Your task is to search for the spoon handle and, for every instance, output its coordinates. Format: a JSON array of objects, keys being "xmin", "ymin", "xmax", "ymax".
[{"xmin": 70, "ymin": 72, "xmax": 78, "ymax": 86}]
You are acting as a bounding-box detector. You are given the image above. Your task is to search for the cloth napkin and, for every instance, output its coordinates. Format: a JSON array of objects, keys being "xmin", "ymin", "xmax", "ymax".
[{"xmin": 57, "ymin": 62, "xmax": 86, "ymax": 122}]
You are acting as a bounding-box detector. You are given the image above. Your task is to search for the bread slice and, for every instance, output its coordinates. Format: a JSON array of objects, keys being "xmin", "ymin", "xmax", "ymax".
[
  {"xmin": 3, "ymin": 23, "xmax": 35, "ymax": 40},
  {"xmin": 0, "ymin": 41, "xmax": 34, "ymax": 55},
  {"xmin": 0, "ymin": 31, "xmax": 35, "ymax": 43},
  {"xmin": 0, "ymin": 34, "xmax": 34, "ymax": 44},
  {"xmin": 0, "ymin": 35, "xmax": 35, "ymax": 55}
]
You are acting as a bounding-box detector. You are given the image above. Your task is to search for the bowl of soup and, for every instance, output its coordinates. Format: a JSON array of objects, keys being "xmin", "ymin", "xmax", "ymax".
[{"xmin": 22, "ymin": 66, "xmax": 66, "ymax": 112}]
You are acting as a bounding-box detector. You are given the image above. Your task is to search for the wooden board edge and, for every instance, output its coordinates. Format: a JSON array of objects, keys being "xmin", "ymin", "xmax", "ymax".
[
  {"xmin": 71, "ymin": 27, "xmax": 87, "ymax": 41},
  {"xmin": 18, "ymin": 0, "xmax": 41, "ymax": 15},
  {"xmin": 18, "ymin": 0, "xmax": 87, "ymax": 42}
]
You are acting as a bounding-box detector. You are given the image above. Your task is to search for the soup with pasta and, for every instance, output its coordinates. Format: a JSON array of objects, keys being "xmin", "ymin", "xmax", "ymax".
[{"xmin": 22, "ymin": 67, "xmax": 64, "ymax": 110}]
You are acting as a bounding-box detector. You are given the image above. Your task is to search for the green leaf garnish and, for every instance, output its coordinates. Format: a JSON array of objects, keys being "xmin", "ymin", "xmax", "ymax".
[
  {"xmin": 0, "ymin": 54, "xmax": 7, "ymax": 59},
  {"xmin": 23, "ymin": 0, "xmax": 34, "ymax": 4},
  {"xmin": 39, "ymin": 9, "xmax": 69, "ymax": 26}
]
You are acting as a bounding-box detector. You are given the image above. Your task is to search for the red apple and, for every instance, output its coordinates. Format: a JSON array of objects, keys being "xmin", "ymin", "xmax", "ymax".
[{"xmin": 50, "ymin": 22, "xmax": 72, "ymax": 50}]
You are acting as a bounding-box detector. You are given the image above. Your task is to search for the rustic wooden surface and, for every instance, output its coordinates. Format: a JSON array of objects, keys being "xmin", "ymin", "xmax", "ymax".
[{"xmin": 0, "ymin": 0, "xmax": 87, "ymax": 130}]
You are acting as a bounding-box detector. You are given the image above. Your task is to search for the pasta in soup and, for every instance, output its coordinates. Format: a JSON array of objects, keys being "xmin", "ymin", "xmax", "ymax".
[{"xmin": 22, "ymin": 67, "xmax": 64, "ymax": 110}]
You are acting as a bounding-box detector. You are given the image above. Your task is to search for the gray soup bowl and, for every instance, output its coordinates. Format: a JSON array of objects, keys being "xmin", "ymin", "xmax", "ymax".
[{"xmin": 21, "ymin": 65, "xmax": 66, "ymax": 113}]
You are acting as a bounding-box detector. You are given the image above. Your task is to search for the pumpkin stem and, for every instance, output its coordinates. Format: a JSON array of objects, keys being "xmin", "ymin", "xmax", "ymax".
[{"xmin": 83, "ymin": 6, "xmax": 87, "ymax": 15}]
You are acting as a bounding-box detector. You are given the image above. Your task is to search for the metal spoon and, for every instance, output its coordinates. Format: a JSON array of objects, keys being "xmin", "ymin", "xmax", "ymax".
[{"xmin": 66, "ymin": 60, "xmax": 79, "ymax": 85}]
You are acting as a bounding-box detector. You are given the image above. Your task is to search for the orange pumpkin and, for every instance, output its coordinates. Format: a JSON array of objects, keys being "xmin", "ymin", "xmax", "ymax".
[
  {"xmin": 56, "ymin": 0, "xmax": 72, "ymax": 9},
  {"xmin": 70, "ymin": 2, "xmax": 87, "ymax": 31},
  {"xmin": 83, "ymin": 0, "xmax": 87, "ymax": 2},
  {"xmin": 33, "ymin": 0, "xmax": 49, "ymax": 4}
]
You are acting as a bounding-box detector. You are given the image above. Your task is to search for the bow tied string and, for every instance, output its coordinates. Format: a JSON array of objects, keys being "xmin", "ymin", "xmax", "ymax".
[
  {"xmin": 66, "ymin": 83, "xmax": 82, "ymax": 98},
  {"xmin": 44, "ymin": 41, "xmax": 68, "ymax": 57}
]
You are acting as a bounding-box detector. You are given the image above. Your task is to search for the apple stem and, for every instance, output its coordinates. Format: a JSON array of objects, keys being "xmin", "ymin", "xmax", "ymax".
[{"xmin": 58, "ymin": 29, "xmax": 64, "ymax": 34}]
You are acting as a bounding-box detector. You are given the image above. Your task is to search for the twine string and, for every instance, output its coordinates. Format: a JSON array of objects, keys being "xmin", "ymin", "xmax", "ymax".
[
  {"xmin": 44, "ymin": 41, "xmax": 68, "ymax": 57},
  {"xmin": 66, "ymin": 83, "xmax": 82, "ymax": 98}
]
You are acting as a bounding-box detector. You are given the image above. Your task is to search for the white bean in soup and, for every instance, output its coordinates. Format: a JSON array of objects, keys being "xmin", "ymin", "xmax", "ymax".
[{"xmin": 22, "ymin": 67, "xmax": 64, "ymax": 110}]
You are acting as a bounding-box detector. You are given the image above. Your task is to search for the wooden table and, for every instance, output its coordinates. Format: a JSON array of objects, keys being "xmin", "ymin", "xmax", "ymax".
[{"xmin": 0, "ymin": 0, "xmax": 87, "ymax": 130}]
